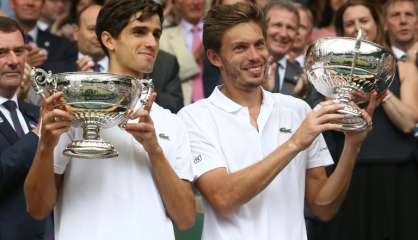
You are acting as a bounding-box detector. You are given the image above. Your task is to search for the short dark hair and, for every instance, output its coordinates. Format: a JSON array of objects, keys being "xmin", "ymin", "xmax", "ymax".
[
  {"xmin": 335, "ymin": 0, "xmax": 386, "ymax": 46},
  {"xmin": 96, "ymin": 0, "xmax": 163, "ymax": 55},
  {"xmin": 0, "ymin": 16, "xmax": 25, "ymax": 39},
  {"xmin": 263, "ymin": 0, "xmax": 300, "ymax": 29},
  {"xmin": 203, "ymin": 3, "xmax": 266, "ymax": 53}
]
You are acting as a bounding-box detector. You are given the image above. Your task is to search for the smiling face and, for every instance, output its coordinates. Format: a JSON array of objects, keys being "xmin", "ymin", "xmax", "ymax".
[
  {"xmin": 342, "ymin": 5, "xmax": 378, "ymax": 42},
  {"xmin": 266, "ymin": 6, "xmax": 298, "ymax": 60},
  {"xmin": 102, "ymin": 12, "xmax": 162, "ymax": 78},
  {"xmin": 0, "ymin": 31, "xmax": 26, "ymax": 98},
  {"xmin": 76, "ymin": 5, "xmax": 104, "ymax": 60},
  {"xmin": 12, "ymin": 0, "xmax": 43, "ymax": 28},
  {"xmin": 209, "ymin": 21, "xmax": 268, "ymax": 91}
]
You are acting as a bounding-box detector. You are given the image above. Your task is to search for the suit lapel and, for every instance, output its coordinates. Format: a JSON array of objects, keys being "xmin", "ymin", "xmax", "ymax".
[
  {"xmin": 18, "ymin": 101, "xmax": 39, "ymax": 130},
  {"xmin": 0, "ymin": 111, "xmax": 19, "ymax": 144},
  {"xmin": 36, "ymin": 28, "xmax": 51, "ymax": 51}
]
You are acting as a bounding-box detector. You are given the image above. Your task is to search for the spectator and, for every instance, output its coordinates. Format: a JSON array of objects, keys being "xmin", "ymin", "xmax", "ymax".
[
  {"xmin": 39, "ymin": 0, "xmax": 77, "ymax": 42},
  {"xmin": 160, "ymin": 0, "xmax": 206, "ymax": 105},
  {"xmin": 263, "ymin": 0, "xmax": 303, "ymax": 95},
  {"xmin": 308, "ymin": 1, "xmax": 418, "ymax": 240},
  {"xmin": 11, "ymin": 0, "xmax": 78, "ymax": 106},
  {"xmin": 0, "ymin": 16, "xmax": 45, "ymax": 240},
  {"xmin": 74, "ymin": 4, "xmax": 107, "ymax": 72},
  {"xmin": 178, "ymin": 3, "xmax": 374, "ymax": 240},
  {"xmin": 11, "ymin": 0, "xmax": 77, "ymax": 73},
  {"xmin": 309, "ymin": 0, "xmax": 348, "ymax": 44},
  {"xmin": 384, "ymin": 0, "xmax": 417, "ymax": 60},
  {"xmin": 288, "ymin": 3, "xmax": 313, "ymax": 67}
]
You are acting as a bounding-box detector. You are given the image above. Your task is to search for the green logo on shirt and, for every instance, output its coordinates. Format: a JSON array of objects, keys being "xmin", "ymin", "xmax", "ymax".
[
  {"xmin": 158, "ymin": 133, "xmax": 170, "ymax": 140},
  {"xmin": 279, "ymin": 127, "xmax": 292, "ymax": 133}
]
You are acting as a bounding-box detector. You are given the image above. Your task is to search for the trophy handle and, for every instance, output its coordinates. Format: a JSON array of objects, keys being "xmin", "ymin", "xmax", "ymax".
[
  {"xmin": 30, "ymin": 68, "xmax": 55, "ymax": 99},
  {"xmin": 134, "ymin": 79, "xmax": 154, "ymax": 112}
]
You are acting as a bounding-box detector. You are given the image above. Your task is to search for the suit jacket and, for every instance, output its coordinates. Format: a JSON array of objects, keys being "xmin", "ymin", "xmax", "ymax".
[
  {"xmin": 159, "ymin": 25, "xmax": 200, "ymax": 105},
  {"xmin": 37, "ymin": 28, "xmax": 78, "ymax": 73},
  {"xmin": 272, "ymin": 60, "xmax": 303, "ymax": 95},
  {"xmin": 0, "ymin": 101, "xmax": 44, "ymax": 240},
  {"xmin": 202, "ymin": 56, "xmax": 222, "ymax": 98},
  {"xmin": 148, "ymin": 50, "xmax": 184, "ymax": 113}
]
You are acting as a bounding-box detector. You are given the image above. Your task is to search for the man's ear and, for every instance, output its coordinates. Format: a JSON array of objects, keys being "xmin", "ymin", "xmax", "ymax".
[
  {"xmin": 207, "ymin": 49, "xmax": 222, "ymax": 68},
  {"xmin": 101, "ymin": 31, "xmax": 115, "ymax": 52},
  {"xmin": 73, "ymin": 26, "xmax": 80, "ymax": 42}
]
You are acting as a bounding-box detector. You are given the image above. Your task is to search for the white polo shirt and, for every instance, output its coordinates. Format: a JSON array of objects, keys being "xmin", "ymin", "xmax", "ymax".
[
  {"xmin": 53, "ymin": 103, "xmax": 193, "ymax": 240},
  {"xmin": 178, "ymin": 87, "xmax": 333, "ymax": 240}
]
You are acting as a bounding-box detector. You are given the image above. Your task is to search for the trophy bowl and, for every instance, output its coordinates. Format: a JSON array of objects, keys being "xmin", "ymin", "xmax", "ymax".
[
  {"xmin": 305, "ymin": 36, "xmax": 396, "ymax": 131},
  {"xmin": 31, "ymin": 68, "xmax": 153, "ymax": 159}
]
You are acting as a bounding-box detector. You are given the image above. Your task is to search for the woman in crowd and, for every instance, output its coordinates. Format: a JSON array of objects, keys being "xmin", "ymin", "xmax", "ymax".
[
  {"xmin": 307, "ymin": 1, "xmax": 418, "ymax": 240},
  {"xmin": 308, "ymin": 0, "xmax": 347, "ymax": 43}
]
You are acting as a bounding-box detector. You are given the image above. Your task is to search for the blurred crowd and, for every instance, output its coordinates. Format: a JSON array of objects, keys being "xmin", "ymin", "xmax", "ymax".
[{"xmin": 0, "ymin": 0, "xmax": 416, "ymax": 239}]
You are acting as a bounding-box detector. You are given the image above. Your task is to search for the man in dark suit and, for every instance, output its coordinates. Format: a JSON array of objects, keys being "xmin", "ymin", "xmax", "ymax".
[
  {"xmin": 0, "ymin": 16, "xmax": 44, "ymax": 240},
  {"xmin": 264, "ymin": 0, "xmax": 302, "ymax": 95},
  {"xmin": 12, "ymin": 0, "xmax": 77, "ymax": 106},
  {"xmin": 12, "ymin": 0, "xmax": 77, "ymax": 73},
  {"xmin": 149, "ymin": 50, "xmax": 184, "ymax": 113}
]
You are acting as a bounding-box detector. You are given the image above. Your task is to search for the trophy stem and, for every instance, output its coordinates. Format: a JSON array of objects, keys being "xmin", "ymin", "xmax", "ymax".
[
  {"xmin": 334, "ymin": 86, "xmax": 367, "ymax": 131},
  {"xmin": 335, "ymin": 86, "xmax": 352, "ymax": 103},
  {"xmin": 84, "ymin": 124, "xmax": 100, "ymax": 140},
  {"xmin": 63, "ymin": 124, "xmax": 118, "ymax": 159}
]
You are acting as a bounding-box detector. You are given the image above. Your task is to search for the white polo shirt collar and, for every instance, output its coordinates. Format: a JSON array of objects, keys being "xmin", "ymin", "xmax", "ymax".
[{"xmin": 208, "ymin": 86, "xmax": 275, "ymax": 113}]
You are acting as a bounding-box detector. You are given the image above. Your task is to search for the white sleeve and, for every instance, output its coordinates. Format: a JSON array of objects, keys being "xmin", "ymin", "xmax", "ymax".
[
  {"xmin": 53, "ymin": 128, "xmax": 76, "ymax": 174},
  {"xmin": 170, "ymin": 117, "xmax": 194, "ymax": 182},
  {"xmin": 178, "ymin": 108, "xmax": 227, "ymax": 181},
  {"xmin": 306, "ymin": 133, "xmax": 334, "ymax": 169},
  {"xmin": 301, "ymin": 102, "xmax": 334, "ymax": 169}
]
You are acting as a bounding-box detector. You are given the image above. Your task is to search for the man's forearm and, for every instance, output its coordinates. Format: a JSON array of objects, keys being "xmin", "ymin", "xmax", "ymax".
[
  {"xmin": 311, "ymin": 141, "xmax": 361, "ymax": 219},
  {"xmin": 200, "ymin": 140, "xmax": 301, "ymax": 216},
  {"xmin": 24, "ymin": 144, "xmax": 58, "ymax": 220},
  {"xmin": 147, "ymin": 147, "xmax": 196, "ymax": 230}
]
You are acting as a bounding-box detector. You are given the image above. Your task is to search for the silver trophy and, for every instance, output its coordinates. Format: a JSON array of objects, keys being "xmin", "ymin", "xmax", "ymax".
[
  {"xmin": 305, "ymin": 30, "xmax": 396, "ymax": 131},
  {"xmin": 31, "ymin": 68, "xmax": 153, "ymax": 159}
]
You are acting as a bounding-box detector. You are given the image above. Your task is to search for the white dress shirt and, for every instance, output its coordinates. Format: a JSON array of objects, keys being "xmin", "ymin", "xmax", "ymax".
[
  {"xmin": 0, "ymin": 95, "xmax": 30, "ymax": 134},
  {"xmin": 180, "ymin": 19, "xmax": 204, "ymax": 52},
  {"xmin": 77, "ymin": 52, "xmax": 109, "ymax": 73}
]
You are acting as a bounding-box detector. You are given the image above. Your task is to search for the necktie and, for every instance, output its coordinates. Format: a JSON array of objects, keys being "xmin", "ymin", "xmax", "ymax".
[
  {"xmin": 2, "ymin": 100, "xmax": 24, "ymax": 137},
  {"xmin": 191, "ymin": 25, "xmax": 204, "ymax": 102},
  {"xmin": 25, "ymin": 34, "xmax": 34, "ymax": 44},
  {"xmin": 93, "ymin": 61, "xmax": 101, "ymax": 72}
]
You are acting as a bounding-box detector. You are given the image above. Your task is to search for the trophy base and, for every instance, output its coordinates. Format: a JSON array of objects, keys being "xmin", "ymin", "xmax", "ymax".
[
  {"xmin": 337, "ymin": 104, "xmax": 367, "ymax": 132},
  {"xmin": 63, "ymin": 140, "xmax": 118, "ymax": 159}
]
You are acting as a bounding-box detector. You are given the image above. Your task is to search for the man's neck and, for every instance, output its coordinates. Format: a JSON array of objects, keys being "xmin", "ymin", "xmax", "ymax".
[
  {"xmin": 39, "ymin": 16, "xmax": 52, "ymax": 26},
  {"xmin": 108, "ymin": 62, "xmax": 144, "ymax": 79},
  {"xmin": 17, "ymin": 20, "xmax": 37, "ymax": 33},
  {"xmin": 220, "ymin": 83, "xmax": 262, "ymax": 110},
  {"xmin": 0, "ymin": 89, "xmax": 17, "ymax": 100},
  {"xmin": 391, "ymin": 38, "xmax": 416, "ymax": 53}
]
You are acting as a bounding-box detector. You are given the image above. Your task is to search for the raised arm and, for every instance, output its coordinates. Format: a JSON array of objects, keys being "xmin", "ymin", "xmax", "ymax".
[
  {"xmin": 189, "ymin": 101, "xmax": 346, "ymax": 217},
  {"xmin": 24, "ymin": 92, "xmax": 73, "ymax": 220},
  {"xmin": 305, "ymin": 94, "xmax": 378, "ymax": 221},
  {"xmin": 381, "ymin": 62, "xmax": 418, "ymax": 133},
  {"xmin": 124, "ymin": 93, "xmax": 195, "ymax": 230}
]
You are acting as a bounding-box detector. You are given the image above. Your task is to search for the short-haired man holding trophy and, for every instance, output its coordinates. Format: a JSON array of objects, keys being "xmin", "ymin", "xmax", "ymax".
[
  {"xmin": 178, "ymin": 3, "xmax": 392, "ymax": 240},
  {"xmin": 24, "ymin": 0, "xmax": 196, "ymax": 239}
]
